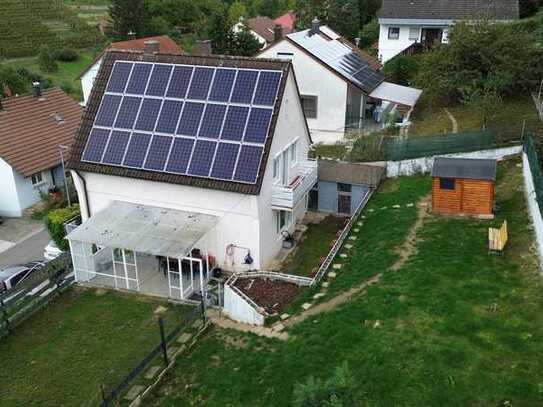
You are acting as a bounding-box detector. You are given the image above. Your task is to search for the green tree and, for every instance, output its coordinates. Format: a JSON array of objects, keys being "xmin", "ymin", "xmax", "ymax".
[
  {"xmin": 209, "ymin": 7, "xmax": 232, "ymax": 54},
  {"xmin": 358, "ymin": 18, "xmax": 379, "ymax": 49},
  {"xmin": 383, "ymin": 55, "xmax": 419, "ymax": 85},
  {"xmin": 328, "ymin": 0, "xmax": 360, "ymax": 39},
  {"xmin": 38, "ymin": 47, "xmax": 58, "ymax": 73},
  {"xmin": 231, "ymin": 26, "xmax": 263, "ymax": 56},
  {"xmin": 109, "ymin": 0, "xmax": 149, "ymax": 38},
  {"xmin": 359, "ymin": 0, "xmax": 381, "ymax": 25},
  {"xmin": 0, "ymin": 64, "xmax": 28, "ymax": 96},
  {"xmin": 259, "ymin": 0, "xmax": 282, "ymax": 17},
  {"xmin": 462, "ymin": 86, "xmax": 503, "ymax": 130},
  {"xmin": 228, "ymin": 1, "xmax": 247, "ymax": 25},
  {"xmin": 145, "ymin": 0, "xmax": 203, "ymax": 33}
]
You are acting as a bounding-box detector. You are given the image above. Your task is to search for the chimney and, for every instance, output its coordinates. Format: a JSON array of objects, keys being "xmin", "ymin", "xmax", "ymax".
[
  {"xmin": 354, "ymin": 37, "xmax": 361, "ymax": 47},
  {"xmin": 310, "ymin": 17, "xmax": 320, "ymax": 36},
  {"xmin": 144, "ymin": 40, "xmax": 160, "ymax": 55},
  {"xmin": 32, "ymin": 81, "xmax": 42, "ymax": 98},
  {"xmin": 193, "ymin": 40, "xmax": 212, "ymax": 56},
  {"xmin": 273, "ymin": 24, "xmax": 283, "ymax": 42}
]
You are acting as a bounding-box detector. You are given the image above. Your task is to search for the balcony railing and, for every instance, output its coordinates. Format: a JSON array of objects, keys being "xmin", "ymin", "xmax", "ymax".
[{"xmin": 272, "ymin": 160, "xmax": 318, "ymax": 210}]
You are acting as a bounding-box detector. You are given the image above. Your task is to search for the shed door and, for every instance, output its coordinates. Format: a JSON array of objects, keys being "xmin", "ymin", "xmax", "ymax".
[{"xmin": 338, "ymin": 194, "xmax": 351, "ymax": 215}]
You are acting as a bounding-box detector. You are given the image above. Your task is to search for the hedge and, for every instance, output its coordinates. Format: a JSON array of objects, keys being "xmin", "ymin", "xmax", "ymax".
[{"xmin": 45, "ymin": 204, "xmax": 80, "ymax": 251}]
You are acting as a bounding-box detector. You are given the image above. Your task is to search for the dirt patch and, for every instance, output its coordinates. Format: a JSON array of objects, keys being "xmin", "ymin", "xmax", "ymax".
[
  {"xmin": 234, "ymin": 278, "xmax": 301, "ymax": 315},
  {"xmin": 391, "ymin": 194, "xmax": 431, "ymax": 271}
]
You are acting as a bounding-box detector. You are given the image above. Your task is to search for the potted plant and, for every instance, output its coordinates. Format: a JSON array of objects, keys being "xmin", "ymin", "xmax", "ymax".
[{"xmin": 281, "ymin": 231, "xmax": 295, "ymax": 249}]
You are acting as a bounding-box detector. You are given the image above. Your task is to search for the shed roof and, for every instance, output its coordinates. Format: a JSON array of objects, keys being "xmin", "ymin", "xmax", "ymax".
[
  {"xmin": 369, "ymin": 81, "xmax": 422, "ymax": 107},
  {"xmin": 432, "ymin": 157, "xmax": 496, "ymax": 181},
  {"xmin": 0, "ymin": 88, "xmax": 83, "ymax": 176},
  {"xmin": 67, "ymin": 200, "xmax": 217, "ymax": 258},
  {"xmin": 379, "ymin": 0, "xmax": 519, "ymax": 21},
  {"xmin": 318, "ymin": 159, "xmax": 385, "ymax": 188}
]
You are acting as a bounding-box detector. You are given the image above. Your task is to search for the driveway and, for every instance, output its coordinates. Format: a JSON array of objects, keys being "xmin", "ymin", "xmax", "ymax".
[{"xmin": 0, "ymin": 228, "xmax": 51, "ymax": 268}]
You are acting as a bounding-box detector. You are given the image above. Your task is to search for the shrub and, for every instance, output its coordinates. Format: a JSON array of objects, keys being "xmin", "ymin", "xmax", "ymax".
[
  {"xmin": 383, "ymin": 55, "xmax": 419, "ymax": 86},
  {"xmin": 38, "ymin": 47, "xmax": 58, "ymax": 73},
  {"xmin": 45, "ymin": 204, "xmax": 80, "ymax": 251},
  {"xmin": 52, "ymin": 48, "xmax": 79, "ymax": 62}
]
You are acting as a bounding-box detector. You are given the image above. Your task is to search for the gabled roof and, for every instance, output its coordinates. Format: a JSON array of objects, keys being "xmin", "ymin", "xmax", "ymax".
[
  {"xmin": 78, "ymin": 35, "xmax": 183, "ymax": 79},
  {"xmin": 246, "ymin": 16, "xmax": 277, "ymax": 43},
  {"xmin": 0, "ymin": 88, "xmax": 83, "ymax": 177},
  {"xmin": 274, "ymin": 11, "xmax": 296, "ymax": 33},
  {"xmin": 432, "ymin": 157, "xmax": 497, "ymax": 181},
  {"xmin": 286, "ymin": 26, "xmax": 384, "ymax": 94},
  {"xmin": 379, "ymin": 0, "xmax": 519, "ymax": 21},
  {"xmin": 68, "ymin": 51, "xmax": 294, "ymax": 196}
]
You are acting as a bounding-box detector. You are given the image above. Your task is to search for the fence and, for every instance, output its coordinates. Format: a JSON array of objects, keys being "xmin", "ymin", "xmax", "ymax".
[
  {"xmin": 100, "ymin": 301, "xmax": 206, "ymax": 407},
  {"xmin": 349, "ymin": 129, "xmax": 525, "ymax": 163},
  {"xmin": 524, "ymin": 135, "xmax": 543, "ymax": 215},
  {"xmin": 0, "ymin": 253, "xmax": 74, "ymax": 338}
]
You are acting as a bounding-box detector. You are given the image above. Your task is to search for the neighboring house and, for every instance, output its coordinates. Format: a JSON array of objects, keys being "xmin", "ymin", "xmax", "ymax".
[
  {"xmin": 309, "ymin": 159, "xmax": 385, "ymax": 215},
  {"xmin": 377, "ymin": 0, "xmax": 520, "ymax": 63},
  {"xmin": 259, "ymin": 20, "xmax": 422, "ymax": 144},
  {"xmin": 79, "ymin": 35, "xmax": 183, "ymax": 105},
  {"xmin": 66, "ymin": 50, "xmax": 315, "ymax": 301},
  {"xmin": 274, "ymin": 11, "xmax": 297, "ymax": 33},
  {"xmin": 0, "ymin": 87, "xmax": 83, "ymax": 217},
  {"xmin": 234, "ymin": 16, "xmax": 286, "ymax": 48}
]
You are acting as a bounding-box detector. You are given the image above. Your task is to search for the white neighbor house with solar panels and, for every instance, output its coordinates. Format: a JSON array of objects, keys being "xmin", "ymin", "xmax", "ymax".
[
  {"xmin": 259, "ymin": 20, "xmax": 422, "ymax": 144},
  {"xmin": 66, "ymin": 50, "xmax": 316, "ymax": 302}
]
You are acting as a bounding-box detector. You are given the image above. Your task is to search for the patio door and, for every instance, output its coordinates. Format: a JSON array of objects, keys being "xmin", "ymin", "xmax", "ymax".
[
  {"xmin": 112, "ymin": 248, "xmax": 139, "ymax": 291},
  {"xmin": 167, "ymin": 257, "xmax": 183, "ymax": 300}
]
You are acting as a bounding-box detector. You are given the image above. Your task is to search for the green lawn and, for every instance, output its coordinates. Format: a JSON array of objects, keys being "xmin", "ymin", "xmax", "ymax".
[
  {"xmin": 0, "ymin": 287, "xmax": 191, "ymax": 407},
  {"xmin": 6, "ymin": 49, "xmax": 96, "ymax": 101},
  {"xmin": 148, "ymin": 158, "xmax": 543, "ymax": 406}
]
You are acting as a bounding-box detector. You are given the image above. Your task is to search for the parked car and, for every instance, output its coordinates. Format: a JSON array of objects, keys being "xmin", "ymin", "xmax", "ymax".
[
  {"xmin": 0, "ymin": 262, "xmax": 46, "ymax": 294},
  {"xmin": 44, "ymin": 240, "xmax": 64, "ymax": 261}
]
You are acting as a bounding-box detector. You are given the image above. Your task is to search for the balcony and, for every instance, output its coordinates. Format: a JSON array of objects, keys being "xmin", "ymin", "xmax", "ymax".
[{"xmin": 272, "ymin": 160, "xmax": 318, "ymax": 210}]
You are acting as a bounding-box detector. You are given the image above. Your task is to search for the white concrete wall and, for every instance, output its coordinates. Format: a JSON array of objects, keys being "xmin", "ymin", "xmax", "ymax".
[
  {"xmin": 522, "ymin": 152, "xmax": 543, "ymax": 272},
  {"xmin": 223, "ymin": 284, "xmax": 265, "ymax": 326},
  {"xmin": 81, "ymin": 58, "xmax": 102, "ymax": 106},
  {"xmin": 257, "ymin": 72, "xmax": 312, "ymax": 269},
  {"xmin": 384, "ymin": 146, "xmax": 522, "ymax": 177},
  {"xmin": 259, "ymin": 40, "xmax": 348, "ymax": 144},
  {"xmin": 0, "ymin": 158, "xmax": 21, "ymax": 217}
]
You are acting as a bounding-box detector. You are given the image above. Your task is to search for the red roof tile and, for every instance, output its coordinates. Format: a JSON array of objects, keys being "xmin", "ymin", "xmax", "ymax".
[
  {"xmin": 0, "ymin": 88, "xmax": 83, "ymax": 177},
  {"xmin": 246, "ymin": 17, "xmax": 277, "ymax": 43},
  {"xmin": 273, "ymin": 12, "xmax": 296, "ymax": 33}
]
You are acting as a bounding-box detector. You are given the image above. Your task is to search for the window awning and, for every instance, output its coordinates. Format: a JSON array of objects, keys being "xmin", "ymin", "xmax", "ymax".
[
  {"xmin": 369, "ymin": 81, "xmax": 423, "ymax": 107},
  {"xmin": 66, "ymin": 201, "xmax": 218, "ymax": 258}
]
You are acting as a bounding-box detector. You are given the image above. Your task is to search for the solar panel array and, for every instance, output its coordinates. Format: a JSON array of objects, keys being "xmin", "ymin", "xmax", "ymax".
[{"xmin": 82, "ymin": 61, "xmax": 283, "ymax": 185}]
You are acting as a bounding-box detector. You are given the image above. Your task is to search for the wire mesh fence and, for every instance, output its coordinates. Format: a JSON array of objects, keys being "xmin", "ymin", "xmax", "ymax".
[{"xmin": 524, "ymin": 135, "xmax": 543, "ymax": 215}]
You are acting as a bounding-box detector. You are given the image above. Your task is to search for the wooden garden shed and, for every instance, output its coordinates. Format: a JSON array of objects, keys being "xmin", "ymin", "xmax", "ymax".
[{"xmin": 431, "ymin": 157, "xmax": 496, "ymax": 216}]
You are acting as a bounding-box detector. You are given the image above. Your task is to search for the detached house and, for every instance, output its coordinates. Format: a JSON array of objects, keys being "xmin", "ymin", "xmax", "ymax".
[
  {"xmin": 79, "ymin": 35, "xmax": 183, "ymax": 105},
  {"xmin": 0, "ymin": 87, "xmax": 83, "ymax": 217},
  {"xmin": 259, "ymin": 20, "xmax": 422, "ymax": 144},
  {"xmin": 378, "ymin": 0, "xmax": 520, "ymax": 63},
  {"xmin": 66, "ymin": 50, "xmax": 315, "ymax": 301}
]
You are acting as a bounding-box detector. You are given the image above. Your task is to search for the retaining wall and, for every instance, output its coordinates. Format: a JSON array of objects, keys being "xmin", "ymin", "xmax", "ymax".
[
  {"xmin": 223, "ymin": 284, "xmax": 266, "ymax": 326},
  {"xmin": 522, "ymin": 152, "xmax": 543, "ymax": 271}
]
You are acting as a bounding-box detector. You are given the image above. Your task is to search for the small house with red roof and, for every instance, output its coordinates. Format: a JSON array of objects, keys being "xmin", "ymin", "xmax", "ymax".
[{"xmin": 79, "ymin": 35, "xmax": 183, "ymax": 105}]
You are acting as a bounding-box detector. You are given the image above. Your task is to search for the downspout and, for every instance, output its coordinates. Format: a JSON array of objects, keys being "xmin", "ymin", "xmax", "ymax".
[{"xmin": 73, "ymin": 170, "xmax": 91, "ymax": 218}]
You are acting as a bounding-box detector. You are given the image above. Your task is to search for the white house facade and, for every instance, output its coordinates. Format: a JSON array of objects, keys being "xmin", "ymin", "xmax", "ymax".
[
  {"xmin": 377, "ymin": 0, "xmax": 520, "ymax": 63},
  {"xmin": 67, "ymin": 51, "xmax": 315, "ymax": 302}
]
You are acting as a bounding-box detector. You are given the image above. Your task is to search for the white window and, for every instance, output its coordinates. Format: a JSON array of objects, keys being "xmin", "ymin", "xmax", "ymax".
[
  {"xmin": 31, "ymin": 172, "xmax": 43, "ymax": 186},
  {"xmin": 276, "ymin": 210, "xmax": 291, "ymax": 234},
  {"xmin": 277, "ymin": 52, "xmax": 294, "ymax": 60},
  {"xmin": 273, "ymin": 156, "xmax": 280, "ymax": 181},
  {"xmin": 409, "ymin": 27, "xmax": 419, "ymax": 41},
  {"xmin": 300, "ymin": 95, "xmax": 318, "ymax": 119},
  {"xmin": 289, "ymin": 141, "xmax": 297, "ymax": 165},
  {"xmin": 388, "ymin": 27, "xmax": 400, "ymax": 40},
  {"xmin": 442, "ymin": 29, "xmax": 449, "ymax": 43}
]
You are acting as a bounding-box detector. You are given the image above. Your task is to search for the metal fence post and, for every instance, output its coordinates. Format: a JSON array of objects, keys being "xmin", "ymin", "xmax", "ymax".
[
  {"xmin": 100, "ymin": 384, "xmax": 107, "ymax": 406},
  {"xmin": 158, "ymin": 318, "xmax": 169, "ymax": 366},
  {"xmin": 200, "ymin": 299, "xmax": 206, "ymax": 325}
]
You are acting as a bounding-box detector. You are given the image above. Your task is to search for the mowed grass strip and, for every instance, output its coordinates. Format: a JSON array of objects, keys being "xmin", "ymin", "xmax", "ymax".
[
  {"xmin": 0, "ymin": 287, "xmax": 191, "ymax": 407},
  {"xmin": 149, "ymin": 158, "xmax": 543, "ymax": 406}
]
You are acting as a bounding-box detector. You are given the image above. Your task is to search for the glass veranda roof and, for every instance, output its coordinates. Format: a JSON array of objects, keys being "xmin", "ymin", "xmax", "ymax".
[{"xmin": 66, "ymin": 201, "xmax": 218, "ymax": 258}]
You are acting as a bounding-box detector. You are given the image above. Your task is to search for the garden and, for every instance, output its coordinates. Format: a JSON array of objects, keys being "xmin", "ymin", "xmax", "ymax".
[{"xmin": 147, "ymin": 157, "xmax": 543, "ymax": 406}]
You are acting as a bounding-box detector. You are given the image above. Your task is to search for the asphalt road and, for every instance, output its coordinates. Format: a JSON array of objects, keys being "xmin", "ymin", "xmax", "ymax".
[{"xmin": 0, "ymin": 229, "xmax": 51, "ymax": 268}]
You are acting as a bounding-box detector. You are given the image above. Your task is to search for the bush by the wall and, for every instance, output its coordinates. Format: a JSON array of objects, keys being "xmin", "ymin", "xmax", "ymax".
[
  {"xmin": 52, "ymin": 48, "xmax": 79, "ymax": 62},
  {"xmin": 45, "ymin": 204, "xmax": 80, "ymax": 251}
]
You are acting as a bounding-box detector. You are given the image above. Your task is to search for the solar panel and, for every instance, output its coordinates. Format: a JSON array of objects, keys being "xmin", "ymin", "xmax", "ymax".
[
  {"xmin": 156, "ymin": 100, "xmax": 183, "ymax": 134},
  {"xmin": 82, "ymin": 128, "xmax": 110, "ymax": 162},
  {"xmin": 146, "ymin": 65, "xmax": 173, "ymax": 97},
  {"xmin": 221, "ymin": 106, "xmax": 249, "ymax": 141},
  {"xmin": 244, "ymin": 108, "xmax": 272, "ymax": 143},
  {"xmin": 144, "ymin": 135, "xmax": 173, "ymax": 171},
  {"xmin": 126, "ymin": 63, "xmax": 152, "ymax": 94},
  {"xmin": 165, "ymin": 137, "xmax": 194, "ymax": 174},
  {"xmin": 135, "ymin": 98, "xmax": 162, "ymax": 132},
  {"xmin": 94, "ymin": 95, "xmax": 122, "ymax": 127},
  {"xmin": 188, "ymin": 140, "xmax": 216, "ymax": 176},
  {"xmin": 253, "ymin": 71, "xmax": 281, "ymax": 105},
  {"xmin": 86, "ymin": 60, "xmax": 285, "ymax": 186},
  {"xmin": 123, "ymin": 133, "xmax": 151, "ymax": 168},
  {"xmin": 209, "ymin": 69, "xmax": 236, "ymax": 102},
  {"xmin": 211, "ymin": 142, "xmax": 240, "ymax": 180},
  {"xmin": 166, "ymin": 66, "xmax": 193, "ymax": 98},
  {"xmin": 106, "ymin": 62, "xmax": 133, "ymax": 93},
  {"xmin": 177, "ymin": 102, "xmax": 204, "ymax": 136},
  {"xmin": 187, "ymin": 67, "xmax": 214, "ymax": 100},
  {"xmin": 102, "ymin": 131, "xmax": 130, "ymax": 165},
  {"xmin": 198, "ymin": 104, "xmax": 226, "ymax": 139},
  {"xmin": 230, "ymin": 70, "xmax": 258, "ymax": 104},
  {"xmin": 234, "ymin": 145, "xmax": 263, "ymax": 183},
  {"xmin": 115, "ymin": 96, "xmax": 142, "ymax": 129}
]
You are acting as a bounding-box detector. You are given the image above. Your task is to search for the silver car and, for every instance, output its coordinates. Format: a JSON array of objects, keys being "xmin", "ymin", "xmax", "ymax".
[{"xmin": 0, "ymin": 262, "xmax": 45, "ymax": 294}]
